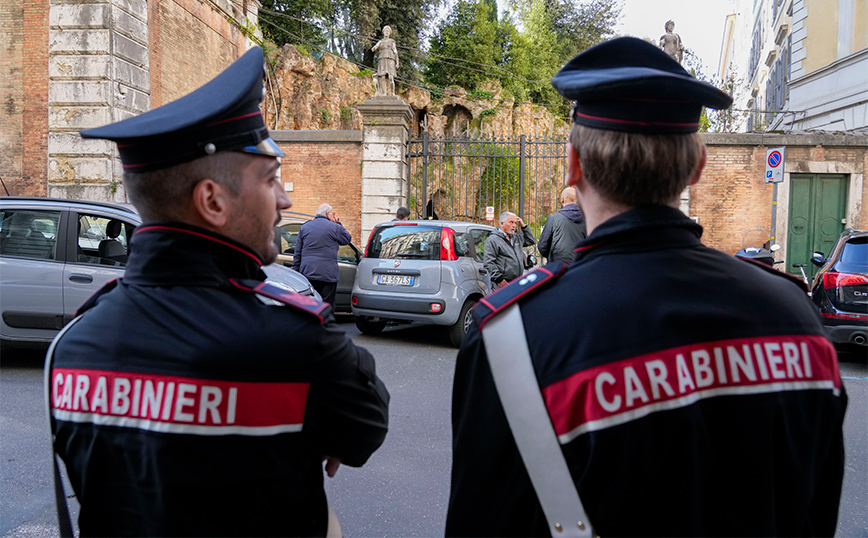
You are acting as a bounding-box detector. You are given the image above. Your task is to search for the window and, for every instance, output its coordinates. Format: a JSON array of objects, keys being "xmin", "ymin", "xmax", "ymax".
[
  {"xmin": 77, "ymin": 214, "xmax": 134, "ymax": 266},
  {"xmin": 366, "ymin": 226, "xmax": 443, "ymax": 260},
  {"xmin": 469, "ymin": 228, "xmax": 492, "ymax": 261},
  {"xmin": 278, "ymin": 222, "xmax": 302, "ymax": 255},
  {"xmin": 0, "ymin": 209, "xmax": 60, "ymax": 260}
]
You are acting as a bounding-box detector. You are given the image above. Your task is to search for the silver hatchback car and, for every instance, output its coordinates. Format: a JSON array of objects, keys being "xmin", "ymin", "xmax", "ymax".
[{"xmin": 351, "ymin": 220, "xmax": 495, "ymax": 346}]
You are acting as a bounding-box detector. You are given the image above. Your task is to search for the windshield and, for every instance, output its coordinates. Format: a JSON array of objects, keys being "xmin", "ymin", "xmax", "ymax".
[{"xmin": 367, "ymin": 226, "xmax": 443, "ymax": 260}]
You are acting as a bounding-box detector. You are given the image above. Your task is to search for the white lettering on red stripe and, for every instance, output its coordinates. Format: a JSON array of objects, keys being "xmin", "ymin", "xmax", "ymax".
[
  {"xmin": 51, "ymin": 369, "xmax": 309, "ymax": 436},
  {"xmin": 545, "ymin": 334, "xmax": 841, "ymax": 444}
]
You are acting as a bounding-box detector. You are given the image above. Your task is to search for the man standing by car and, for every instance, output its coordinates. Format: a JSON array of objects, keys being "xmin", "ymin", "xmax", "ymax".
[
  {"xmin": 483, "ymin": 211, "xmax": 536, "ymax": 290},
  {"xmin": 447, "ymin": 37, "xmax": 846, "ymax": 537},
  {"xmin": 537, "ymin": 187, "xmax": 586, "ymax": 264},
  {"xmin": 47, "ymin": 47, "xmax": 389, "ymax": 537},
  {"xmin": 293, "ymin": 203, "xmax": 353, "ymax": 308}
]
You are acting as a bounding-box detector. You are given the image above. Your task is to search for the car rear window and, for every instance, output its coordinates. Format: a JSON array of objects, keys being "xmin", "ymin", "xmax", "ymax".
[
  {"xmin": 840, "ymin": 237, "xmax": 868, "ymax": 269},
  {"xmin": 367, "ymin": 226, "xmax": 444, "ymax": 260}
]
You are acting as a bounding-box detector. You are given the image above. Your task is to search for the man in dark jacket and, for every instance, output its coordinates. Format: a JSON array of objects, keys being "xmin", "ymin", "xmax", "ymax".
[
  {"xmin": 538, "ymin": 187, "xmax": 586, "ymax": 264},
  {"xmin": 293, "ymin": 203, "xmax": 352, "ymax": 307},
  {"xmin": 48, "ymin": 47, "xmax": 389, "ymax": 537},
  {"xmin": 447, "ymin": 37, "xmax": 846, "ymax": 537},
  {"xmin": 483, "ymin": 211, "xmax": 536, "ymax": 290}
]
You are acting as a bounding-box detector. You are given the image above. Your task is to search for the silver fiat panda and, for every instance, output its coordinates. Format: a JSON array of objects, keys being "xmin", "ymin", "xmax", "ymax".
[{"xmin": 351, "ymin": 220, "xmax": 496, "ymax": 346}]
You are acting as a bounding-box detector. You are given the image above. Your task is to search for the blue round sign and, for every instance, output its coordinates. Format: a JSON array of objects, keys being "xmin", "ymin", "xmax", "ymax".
[{"xmin": 768, "ymin": 151, "xmax": 782, "ymax": 168}]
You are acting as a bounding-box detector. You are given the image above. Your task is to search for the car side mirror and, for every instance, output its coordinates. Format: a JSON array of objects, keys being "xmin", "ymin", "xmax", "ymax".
[{"xmin": 810, "ymin": 251, "xmax": 825, "ymax": 267}]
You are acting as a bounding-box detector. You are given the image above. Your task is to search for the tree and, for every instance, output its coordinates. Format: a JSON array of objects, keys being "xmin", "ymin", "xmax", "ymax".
[
  {"xmin": 260, "ymin": 0, "xmax": 441, "ymax": 82},
  {"xmin": 425, "ymin": 0, "xmax": 501, "ymax": 91}
]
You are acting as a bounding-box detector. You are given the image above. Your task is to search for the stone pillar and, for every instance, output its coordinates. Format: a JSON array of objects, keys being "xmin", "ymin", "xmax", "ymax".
[
  {"xmin": 357, "ymin": 96, "xmax": 414, "ymax": 241},
  {"xmin": 48, "ymin": 0, "xmax": 150, "ymax": 202}
]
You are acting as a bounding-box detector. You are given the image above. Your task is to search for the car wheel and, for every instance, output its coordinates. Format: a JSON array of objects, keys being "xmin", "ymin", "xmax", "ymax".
[
  {"xmin": 355, "ymin": 316, "xmax": 387, "ymax": 335},
  {"xmin": 448, "ymin": 299, "xmax": 477, "ymax": 348}
]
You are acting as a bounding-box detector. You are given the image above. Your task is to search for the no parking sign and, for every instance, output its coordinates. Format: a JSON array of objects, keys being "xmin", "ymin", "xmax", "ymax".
[{"xmin": 764, "ymin": 147, "xmax": 786, "ymax": 183}]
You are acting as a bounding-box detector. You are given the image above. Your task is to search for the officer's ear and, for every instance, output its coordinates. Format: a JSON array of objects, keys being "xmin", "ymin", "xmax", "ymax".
[
  {"xmin": 566, "ymin": 142, "xmax": 583, "ymax": 188},
  {"xmin": 191, "ymin": 178, "xmax": 232, "ymax": 228},
  {"xmin": 688, "ymin": 145, "xmax": 707, "ymax": 186}
]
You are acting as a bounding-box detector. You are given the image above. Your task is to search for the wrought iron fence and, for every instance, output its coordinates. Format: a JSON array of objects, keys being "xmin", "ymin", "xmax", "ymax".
[{"xmin": 406, "ymin": 133, "xmax": 569, "ymax": 243}]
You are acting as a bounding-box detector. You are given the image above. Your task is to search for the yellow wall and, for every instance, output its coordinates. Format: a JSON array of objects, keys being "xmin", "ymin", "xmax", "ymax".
[
  {"xmin": 855, "ymin": 0, "xmax": 868, "ymax": 52},
  {"xmin": 803, "ymin": 0, "xmax": 840, "ymax": 74}
]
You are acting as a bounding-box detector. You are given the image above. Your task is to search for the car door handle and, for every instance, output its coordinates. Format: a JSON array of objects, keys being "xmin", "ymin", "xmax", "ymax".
[{"xmin": 69, "ymin": 273, "xmax": 93, "ymax": 284}]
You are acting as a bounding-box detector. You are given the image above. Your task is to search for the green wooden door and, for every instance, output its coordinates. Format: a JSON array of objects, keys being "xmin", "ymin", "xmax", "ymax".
[{"xmin": 787, "ymin": 174, "xmax": 847, "ymax": 280}]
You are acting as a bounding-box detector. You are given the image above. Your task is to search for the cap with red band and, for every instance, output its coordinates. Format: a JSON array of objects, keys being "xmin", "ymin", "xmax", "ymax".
[
  {"xmin": 80, "ymin": 46, "xmax": 284, "ymax": 172},
  {"xmin": 551, "ymin": 37, "xmax": 733, "ymax": 134}
]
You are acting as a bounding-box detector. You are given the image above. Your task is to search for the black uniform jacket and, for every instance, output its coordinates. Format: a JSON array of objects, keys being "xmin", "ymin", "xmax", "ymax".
[
  {"xmin": 446, "ymin": 205, "xmax": 847, "ymax": 537},
  {"xmin": 48, "ymin": 223, "xmax": 390, "ymax": 537}
]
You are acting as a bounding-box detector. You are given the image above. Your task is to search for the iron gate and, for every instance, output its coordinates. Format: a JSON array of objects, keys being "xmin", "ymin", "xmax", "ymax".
[{"xmin": 406, "ymin": 133, "xmax": 569, "ymax": 241}]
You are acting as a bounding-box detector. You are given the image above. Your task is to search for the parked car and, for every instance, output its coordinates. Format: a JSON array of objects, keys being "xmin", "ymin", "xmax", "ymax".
[
  {"xmin": 351, "ymin": 220, "xmax": 496, "ymax": 347},
  {"xmin": 272, "ymin": 210, "xmax": 363, "ymax": 314},
  {"xmin": 0, "ymin": 197, "xmax": 319, "ymax": 348},
  {"xmin": 809, "ymin": 228, "xmax": 868, "ymax": 347}
]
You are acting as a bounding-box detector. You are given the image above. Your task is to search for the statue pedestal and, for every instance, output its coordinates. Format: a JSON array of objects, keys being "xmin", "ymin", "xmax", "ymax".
[{"xmin": 357, "ymin": 97, "xmax": 413, "ymax": 240}]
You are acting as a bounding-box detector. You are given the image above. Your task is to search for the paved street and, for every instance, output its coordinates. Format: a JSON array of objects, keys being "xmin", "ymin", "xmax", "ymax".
[{"xmin": 1, "ymin": 321, "xmax": 866, "ymax": 537}]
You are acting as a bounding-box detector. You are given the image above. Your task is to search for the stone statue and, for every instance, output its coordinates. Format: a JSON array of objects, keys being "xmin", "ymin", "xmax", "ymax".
[
  {"xmin": 659, "ymin": 20, "xmax": 684, "ymax": 64},
  {"xmin": 372, "ymin": 25, "xmax": 398, "ymax": 96}
]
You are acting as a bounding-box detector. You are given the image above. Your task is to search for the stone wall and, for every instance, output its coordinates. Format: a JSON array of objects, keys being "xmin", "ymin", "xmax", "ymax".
[
  {"xmin": 272, "ymin": 131, "xmax": 364, "ymax": 243},
  {"xmin": 265, "ymin": 45, "xmax": 570, "ymax": 141},
  {"xmin": 1, "ymin": 0, "xmax": 252, "ymax": 199}
]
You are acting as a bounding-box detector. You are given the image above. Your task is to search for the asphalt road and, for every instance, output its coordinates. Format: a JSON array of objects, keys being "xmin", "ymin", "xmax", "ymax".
[{"xmin": 1, "ymin": 323, "xmax": 866, "ymax": 537}]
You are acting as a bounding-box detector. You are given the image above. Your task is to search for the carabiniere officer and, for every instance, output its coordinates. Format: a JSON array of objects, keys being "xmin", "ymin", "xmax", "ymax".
[{"xmin": 47, "ymin": 46, "xmax": 389, "ymax": 537}]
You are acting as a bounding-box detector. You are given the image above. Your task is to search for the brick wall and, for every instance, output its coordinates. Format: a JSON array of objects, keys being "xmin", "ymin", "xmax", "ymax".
[
  {"xmin": 273, "ymin": 131, "xmax": 364, "ymax": 243},
  {"xmin": 697, "ymin": 133, "xmax": 867, "ymax": 257},
  {"xmin": 0, "ymin": 0, "xmax": 49, "ymax": 197},
  {"xmin": 153, "ymin": 0, "xmax": 245, "ymax": 105}
]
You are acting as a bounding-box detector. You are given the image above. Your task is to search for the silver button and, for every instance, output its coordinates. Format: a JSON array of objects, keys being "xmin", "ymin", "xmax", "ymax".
[{"xmin": 204, "ymin": 143, "xmax": 216, "ymax": 154}]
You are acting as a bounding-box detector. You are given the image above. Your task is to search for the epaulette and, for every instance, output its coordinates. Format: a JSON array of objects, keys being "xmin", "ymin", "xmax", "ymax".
[
  {"xmin": 475, "ymin": 262, "xmax": 566, "ymax": 329},
  {"xmin": 231, "ymin": 278, "xmax": 329, "ymax": 323},
  {"xmin": 75, "ymin": 278, "xmax": 120, "ymax": 316},
  {"xmin": 736, "ymin": 257, "xmax": 809, "ymax": 294}
]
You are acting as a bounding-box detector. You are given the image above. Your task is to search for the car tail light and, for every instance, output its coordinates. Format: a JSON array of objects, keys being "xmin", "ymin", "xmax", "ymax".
[
  {"xmin": 430, "ymin": 303, "xmax": 442, "ymax": 312},
  {"xmin": 352, "ymin": 296, "xmax": 358, "ymax": 306},
  {"xmin": 821, "ymin": 312, "xmax": 868, "ymax": 321},
  {"xmin": 364, "ymin": 229, "xmax": 375, "ymax": 257},
  {"xmin": 440, "ymin": 227, "xmax": 458, "ymax": 261},
  {"xmin": 393, "ymin": 222, "xmax": 418, "ymax": 226},
  {"xmin": 822, "ymin": 272, "xmax": 868, "ymax": 289}
]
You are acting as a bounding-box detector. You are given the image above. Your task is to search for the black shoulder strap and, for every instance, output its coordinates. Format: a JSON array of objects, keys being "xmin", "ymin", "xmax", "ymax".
[
  {"xmin": 736, "ymin": 257, "xmax": 809, "ymax": 293},
  {"xmin": 474, "ymin": 262, "xmax": 566, "ymax": 329},
  {"xmin": 231, "ymin": 278, "xmax": 329, "ymax": 323}
]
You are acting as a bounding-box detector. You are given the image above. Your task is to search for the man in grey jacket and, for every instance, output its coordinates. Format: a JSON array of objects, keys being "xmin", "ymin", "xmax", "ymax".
[
  {"xmin": 538, "ymin": 187, "xmax": 586, "ymax": 264},
  {"xmin": 483, "ymin": 211, "xmax": 536, "ymax": 290}
]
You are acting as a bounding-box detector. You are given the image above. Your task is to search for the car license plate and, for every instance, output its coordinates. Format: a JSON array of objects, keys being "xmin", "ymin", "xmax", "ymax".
[{"xmin": 377, "ymin": 274, "xmax": 414, "ymax": 286}]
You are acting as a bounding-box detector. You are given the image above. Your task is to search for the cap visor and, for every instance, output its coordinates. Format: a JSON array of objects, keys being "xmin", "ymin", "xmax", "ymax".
[{"xmin": 242, "ymin": 137, "xmax": 285, "ymax": 158}]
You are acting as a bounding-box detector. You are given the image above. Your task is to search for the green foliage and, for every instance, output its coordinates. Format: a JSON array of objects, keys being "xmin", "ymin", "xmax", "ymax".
[
  {"xmin": 472, "ymin": 90, "xmax": 494, "ymax": 99},
  {"xmin": 424, "ymin": 0, "xmax": 619, "ymax": 112},
  {"xmin": 351, "ymin": 68, "xmax": 374, "ymax": 77},
  {"xmin": 320, "ymin": 108, "xmax": 332, "ymax": 124},
  {"xmin": 479, "ymin": 108, "xmax": 497, "ymax": 117},
  {"xmin": 473, "ymin": 144, "xmax": 522, "ymax": 216},
  {"xmin": 340, "ymin": 106, "xmax": 352, "ymax": 122}
]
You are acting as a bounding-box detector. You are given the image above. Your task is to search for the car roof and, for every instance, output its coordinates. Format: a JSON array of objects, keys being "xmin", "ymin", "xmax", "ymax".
[
  {"xmin": 0, "ymin": 196, "xmax": 139, "ymax": 217},
  {"xmin": 378, "ymin": 219, "xmax": 496, "ymax": 230}
]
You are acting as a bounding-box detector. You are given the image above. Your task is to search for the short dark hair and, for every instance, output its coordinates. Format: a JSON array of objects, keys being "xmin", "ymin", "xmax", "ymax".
[
  {"xmin": 123, "ymin": 152, "xmax": 248, "ymax": 222},
  {"xmin": 396, "ymin": 207, "xmax": 411, "ymax": 220},
  {"xmin": 569, "ymin": 124, "xmax": 704, "ymax": 206}
]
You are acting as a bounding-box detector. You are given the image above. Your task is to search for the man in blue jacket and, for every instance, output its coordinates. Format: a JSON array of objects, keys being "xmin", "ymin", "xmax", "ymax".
[
  {"xmin": 293, "ymin": 203, "xmax": 352, "ymax": 307},
  {"xmin": 538, "ymin": 186, "xmax": 586, "ymax": 264}
]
